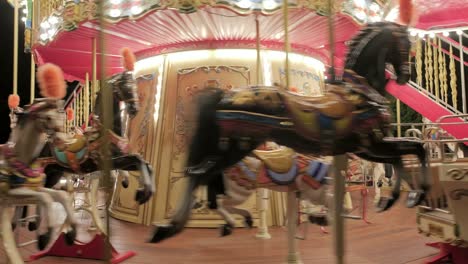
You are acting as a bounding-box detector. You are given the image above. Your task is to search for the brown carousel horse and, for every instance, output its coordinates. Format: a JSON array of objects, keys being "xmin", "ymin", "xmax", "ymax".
[
  {"xmin": 0, "ymin": 64, "xmax": 78, "ymax": 250},
  {"xmin": 150, "ymin": 20, "xmax": 430, "ymax": 245}
]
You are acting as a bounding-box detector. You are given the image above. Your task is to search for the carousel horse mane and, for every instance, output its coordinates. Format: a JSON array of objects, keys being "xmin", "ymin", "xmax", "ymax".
[{"xmin": 344, "ymin": 21, "xmax": 410, "ymax": 94}]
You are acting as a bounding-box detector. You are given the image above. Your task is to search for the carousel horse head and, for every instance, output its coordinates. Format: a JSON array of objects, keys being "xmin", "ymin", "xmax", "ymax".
[
  {"xmin": 11, "ymin": 64, "xmax": 68, "ymax": 151},
  {"xmin": 94, "ymin": 47, "xmax": 139, "ymax": 121},
  {"xmin": 344, "ymin": 21, "xmax": 411, "ymax": 93}
]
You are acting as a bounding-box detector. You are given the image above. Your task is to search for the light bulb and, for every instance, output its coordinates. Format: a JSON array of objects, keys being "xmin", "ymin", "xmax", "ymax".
[{"xmin": 443, "ymin": 31, "xmax": 449, "ymax": 37}]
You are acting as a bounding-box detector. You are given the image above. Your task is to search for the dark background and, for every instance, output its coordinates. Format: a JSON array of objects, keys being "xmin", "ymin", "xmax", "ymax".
[{"xmin": 0, "ymin": 0, "xmax": 34, "ymax": 143}]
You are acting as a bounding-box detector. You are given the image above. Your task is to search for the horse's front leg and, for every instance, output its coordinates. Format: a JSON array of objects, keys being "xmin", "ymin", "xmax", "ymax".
[
  {"xmin": 7, "ymin": 188, "xmax": 54, "ymax": 250},
  {"xmin": 38, "ymin": 187, "xmax": 78, "ymax": 245},
  {"xmin": 112, "ymin": 155, "xmax": 155, "ymax": 204}
]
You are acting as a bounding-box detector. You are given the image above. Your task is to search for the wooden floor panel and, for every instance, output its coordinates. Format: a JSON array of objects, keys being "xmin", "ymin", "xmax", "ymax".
[{"xmin": 1, "ymin": 198, "xmax": 440, "ymax": 263}]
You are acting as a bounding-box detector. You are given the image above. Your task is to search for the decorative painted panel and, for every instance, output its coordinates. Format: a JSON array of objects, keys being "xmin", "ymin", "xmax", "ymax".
[
  {"xmin": 165, "ymin": 65, "xmax": 252, "ymax": 219},
  {"xmin": 438, "ymin": 162, "xmax": 468, "ymax": 243}
]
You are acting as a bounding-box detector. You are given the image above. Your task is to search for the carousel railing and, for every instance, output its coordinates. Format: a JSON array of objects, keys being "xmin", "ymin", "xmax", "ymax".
[
  {"xmin": 386, "ymin": 121, "xmax": 468, "ymax": 250},
  {"xmin": 62, "ymin": 74, "xmax": 96, "ymax": 132},
  {"xmin": 410, "ymin": 29, "xmax": 467, "ymax": 116}
]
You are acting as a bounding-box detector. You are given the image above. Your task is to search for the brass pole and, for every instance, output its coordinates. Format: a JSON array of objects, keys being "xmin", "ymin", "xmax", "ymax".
[
  {"xmin": 92, "ymin": 38, "xmax": 97, "ymax": 111},
  {"xmin": 397, "ymin": 99, "xmax": 401, "ymax": 137},
  {"xmin": 255, "ymin": 16, "xmax": 261, "ymax": 86},
  {"xmin": 97, "ymin": 3, "xmax": 113, "ymax": 262},
  {"xmin": 282, "ymin": 0, "xmax": 290, "ymax": 90},
  {"xmin": 13, "ymin": 0, "xmax": 19, "ymax": 95},
  {"xmin": 30, "ymin": 53, "xmax": 35, "ymax": 104}
]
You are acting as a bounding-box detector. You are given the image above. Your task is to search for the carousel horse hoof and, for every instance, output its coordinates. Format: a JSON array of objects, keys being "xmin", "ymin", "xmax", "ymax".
[
  {"xmin": 376, "ymin": 197, "xmax": 395, "ymax": 212},
  {"xmin": 406, "ymin": 190, "xmax": 425, "ymax": 208},
  {"xmin": 308, "ymin": 214, "xmax": 328, "ymax": 226},
  {"xmin": 64, "ymin": 225, "xmax": 77, "ymax": 245},
  {"xmin": 219, "ymin": 224, "xmax": 233, "ymax": 237},
  {"xmin": 37, "ymin": 228, "xmax": 53, "ymax": 250},
  {"xmin": 148, "ymin": 225, "xmax": 176, "ymax": 243},
  {"xmin": 135, "ymin": 187, "xmax": 152, "ymax": 204},
  {"xmin": 377, "ymin": 181, "xmax": 383, "ymax": 188},
  {"xmin": 121, "ymin": 179, "xmax": 129, "ymax": 188},
  {"xmin": 28, "ymin": 221, "xmax": 38, "ymax": 231},
  {"xmin": 244, "ymin": 216, "xmax": 253, "ymax": 228},
  {"xmin": 11, "ymin": 222, "xmax": 17, "ymax": 230}
]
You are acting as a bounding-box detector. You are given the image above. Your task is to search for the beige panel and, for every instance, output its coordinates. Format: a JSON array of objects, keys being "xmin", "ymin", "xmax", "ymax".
[{"xmin": 112, "ymin": 50, "xmax": 326, "ymax": 227}]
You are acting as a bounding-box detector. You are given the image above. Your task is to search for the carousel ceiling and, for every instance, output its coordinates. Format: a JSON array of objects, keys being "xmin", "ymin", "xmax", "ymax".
[{"xmin": 27, "ymin": 0, "xmax": 468, "ymax": 81}]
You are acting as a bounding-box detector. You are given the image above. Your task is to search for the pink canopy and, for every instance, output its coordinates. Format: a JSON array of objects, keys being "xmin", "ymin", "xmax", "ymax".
[{"xmin": 33, "ymin": 1, "xmax": 468, "ymax": 81}]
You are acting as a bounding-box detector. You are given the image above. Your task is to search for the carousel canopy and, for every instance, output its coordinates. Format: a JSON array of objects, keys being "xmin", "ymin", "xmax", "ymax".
[{"xmin": 25, "ymin": 0, "xmax": 468, "ymax": 81}]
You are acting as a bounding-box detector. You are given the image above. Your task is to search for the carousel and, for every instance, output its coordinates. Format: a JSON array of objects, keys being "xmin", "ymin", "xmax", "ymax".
[{"xmin": 1, "ymin": 0, "xmax": 468, "ymax": 263}]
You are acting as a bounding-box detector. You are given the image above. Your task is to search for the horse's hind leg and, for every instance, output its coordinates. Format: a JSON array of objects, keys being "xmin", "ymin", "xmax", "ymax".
[
  {"xmin": 362, "ymin": 140, "xmax": 430, "ymax": 208},
  {"xmin": 39, "ymin": 187, "xmax": 78, "ymax": 245},
  {"xmin": 355, "ymin": 152, "xmax": 403, "ymax": 212},
  {"xmin": 112, "ymin": 155, "xmax": 154, "ymax": 204}
]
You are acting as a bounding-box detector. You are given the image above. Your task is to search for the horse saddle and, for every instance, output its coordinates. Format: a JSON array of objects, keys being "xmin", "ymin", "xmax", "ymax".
[
  {"xmin": 52, "ymin": 134, "xmax": 88, "ymax": 170},
  {"xmin": 253, "ymin": 146, "xmax": 296, "ymax": 173},
  {"xmin": 283, "ymin": 91, "xmax": 352, "ymax": 119}
]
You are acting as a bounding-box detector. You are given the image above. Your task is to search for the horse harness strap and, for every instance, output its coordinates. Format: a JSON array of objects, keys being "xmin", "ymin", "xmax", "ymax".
[{"xmin": 0, "ymin": 144, "xmax": 45, "ymax": 190}]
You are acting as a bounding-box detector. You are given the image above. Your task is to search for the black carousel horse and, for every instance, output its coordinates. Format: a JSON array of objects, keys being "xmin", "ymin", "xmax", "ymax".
[
  {"xmin": 149, "ymin": 22, "xmax": 430, "ymax": 243},
  {"xmin": 15, "ymin": 50, "xmax": 155, "ymax": 234},
  {"xmin": 39, "ymin": 64, "xmax": 155, "ymax": 204}
]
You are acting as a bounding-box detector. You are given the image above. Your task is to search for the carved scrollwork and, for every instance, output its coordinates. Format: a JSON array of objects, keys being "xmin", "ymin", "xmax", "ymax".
[
  {"xmin": 447, "ymin": 168, "xmax": 468, "ymax": 181},
  {"xmin": 449, "ymin": 189, "xmax": 468, "ymax": 200}
]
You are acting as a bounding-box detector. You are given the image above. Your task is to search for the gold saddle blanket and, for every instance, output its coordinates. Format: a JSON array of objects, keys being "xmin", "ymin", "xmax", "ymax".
[{"xmin": 253, "ymin": 146, "xmax": 296, "ymax": 173}]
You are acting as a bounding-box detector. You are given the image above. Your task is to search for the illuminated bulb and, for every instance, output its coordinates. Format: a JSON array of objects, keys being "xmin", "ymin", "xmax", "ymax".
[
  {"xmin": 110, "ymin": 0, "xmax": 122, "ymax": 4},
  {"xmin": 47, "ymin": 29, "xmax": 55, "ymax": 36},
  {"xmin": 41, "ymin": 21, "xmax": 50, "ymax": 29},
  {"xmin": 274, "ymin": 33, "xmax": 282, "ymax": 39},
  {"xmin": 443, "ymin": 31, "xmax": 449, "ymax": 37},
  {"xmin": 418, "ymin": 32, "xmax": 425, "ymax": 38},
  {"xmin": 109, "ymin": 9, "xmax": 121, "ymax": 17},
  {"xmin": 20, "ymin": 0, "xmax": 26, "ymax": 5},
  {"xmin": 429, "ymin": 32, "xmax": 435, "ymax": 38},
  {"xmin": 49, "ymin": 16, "xmax": 59, "ymax": 24},
  {"xmin": 40, "ymin": 33, "xmax": 48, "ymax": 41},
  {"xmin": 22, "ymin": 9, "xmax": 28, "ymax": 14},
  {"xmin": 410, "ymin": 30, "xmax": 417, "ymax": 37},
  {"xmin": 456, "ymin": 30, "xmax": 463, "ymax": 35},
  {"xmin": 237, "ymin": 0, "xmax": 252, "ymax": 9},
  {"xmin": 131, "ymin": 6, "xmax": 142, "ymax": 15},
  {"xmin": 21, "ymin": 17, "xmax": 26, "ymax": 22},
  {"xmin": 262, "ymin": 0, "xmax": 277, "ymax": 10}
]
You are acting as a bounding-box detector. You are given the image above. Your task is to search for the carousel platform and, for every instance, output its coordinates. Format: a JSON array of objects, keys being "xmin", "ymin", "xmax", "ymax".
[{"xmin": 0, "ymin": 192, "xmax": 440, "ymax": 264}]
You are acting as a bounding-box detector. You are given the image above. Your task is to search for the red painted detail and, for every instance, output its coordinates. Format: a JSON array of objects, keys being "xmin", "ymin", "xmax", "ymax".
[
  {"xmin": 28, "ymin": 233, "xmax": 136, "ymax": 264},
  {"xmin": 424, "ymin": 242, "xmax": 468, "ymax": 264}
]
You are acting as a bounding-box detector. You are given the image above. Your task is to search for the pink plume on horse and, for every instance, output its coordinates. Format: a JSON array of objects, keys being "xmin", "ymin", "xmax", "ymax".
[
  {"xmin": 8, "ymin": 94, "xmax": 20, "ymax": 109},
  {"xmin": 37, "ymin": 63, "xmax": 66, "ymax": 99},
  {"xmin": 399, "ymin": 0, "xmax": 413, "ymax": 25},
  {"xmin": 66, "ymin": 107, "xmax": 74, "ymax": 121},
  {"xmin": 121, "ymin": 47, "xmax": 136, "ymax": 71}
]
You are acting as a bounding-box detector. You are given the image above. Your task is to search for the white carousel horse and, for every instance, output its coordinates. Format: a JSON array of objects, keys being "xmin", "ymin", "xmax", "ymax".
[
  {"xmin": 0, "ymin": 64, "xmax": 78, "ymax": 263},
  {"xmin": 209, "ymin": 142, "xmax": 331, "ymax": 238}
]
